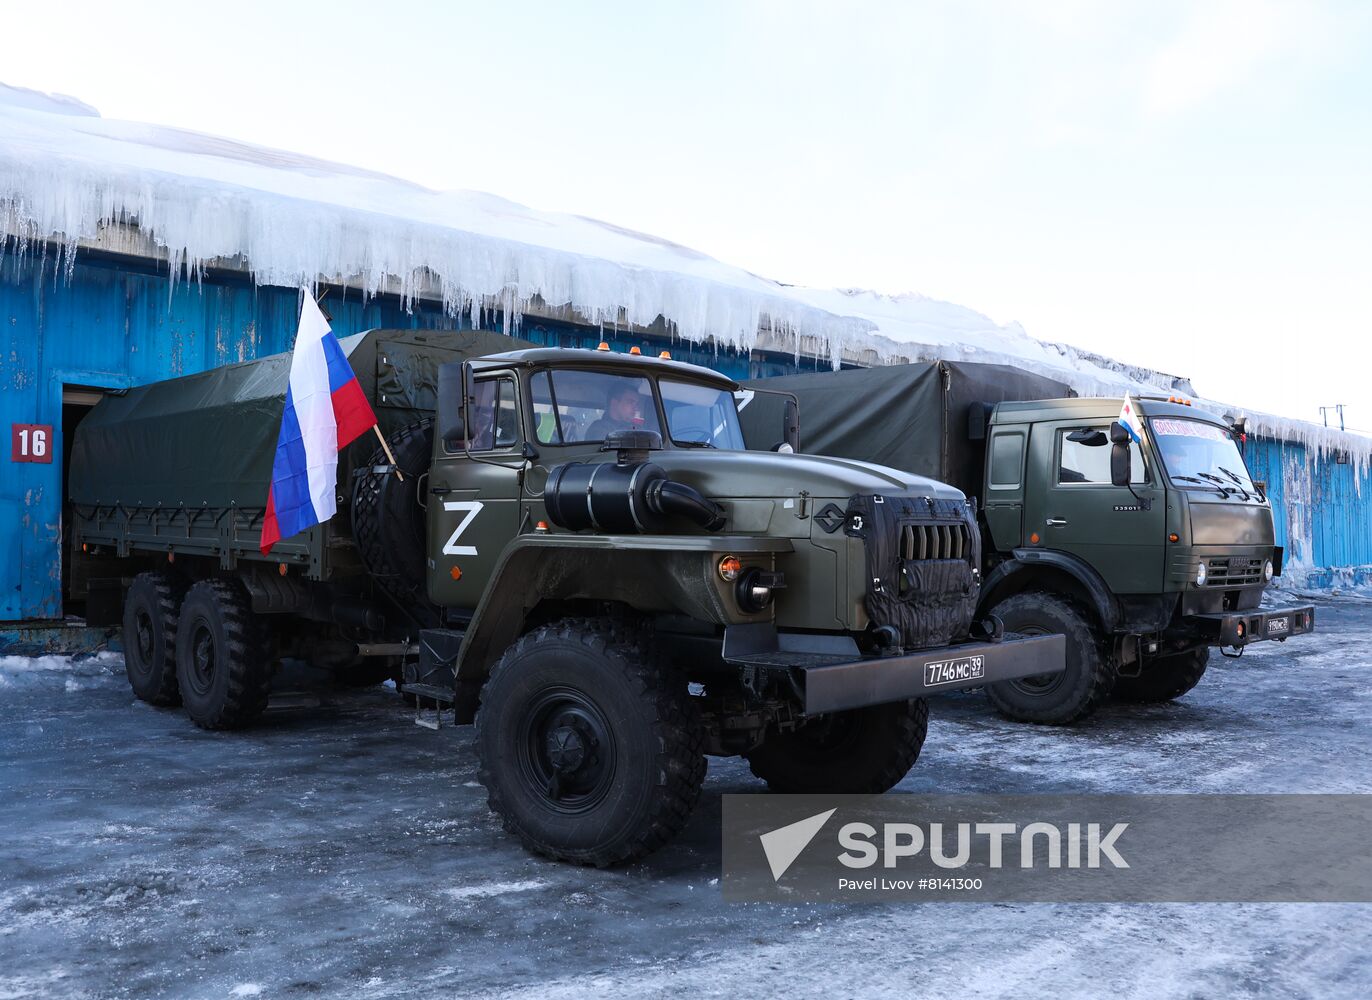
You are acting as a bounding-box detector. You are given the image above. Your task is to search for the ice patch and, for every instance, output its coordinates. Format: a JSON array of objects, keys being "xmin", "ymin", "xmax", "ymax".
[
  {"xmin": 229, "ymin": 985, "xmax": 263, "ymax": 997},
  {"xmin": 443, "ymin": 879, "xmax": 547, "ymax": 901}
]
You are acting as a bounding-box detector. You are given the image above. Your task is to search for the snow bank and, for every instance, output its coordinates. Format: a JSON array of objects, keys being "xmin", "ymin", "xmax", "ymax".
[
  {"xmin": 0, "ymin": 650, "xmax": 123, "ymax": 688},
  {"xmin": 0, "ymin": 81, "xmax": 867, "ymax": 355},
  {"xmin": 1, "ymin": 80, "xmax": 1368, "ymax": 480}
]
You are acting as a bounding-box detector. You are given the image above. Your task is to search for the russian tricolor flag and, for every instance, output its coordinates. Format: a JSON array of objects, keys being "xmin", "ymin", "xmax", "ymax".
[{"xmin": 260, "ymin": 292, "xmax": 377, "ymax": 554}]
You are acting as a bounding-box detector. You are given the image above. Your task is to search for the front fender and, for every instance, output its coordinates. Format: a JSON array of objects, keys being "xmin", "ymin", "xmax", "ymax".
[
  {"xmin": 451, "ymin": 533, "xmax": 793, "ymax": 717},
  {"xmin": 980, "ymin": 547, "xmax": 1120, "ymax": 632}
]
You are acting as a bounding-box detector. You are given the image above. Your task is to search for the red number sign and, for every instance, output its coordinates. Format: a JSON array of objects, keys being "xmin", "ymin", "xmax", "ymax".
[{"xmin": 11, "ymin": 424, "xmax": 53, "ymax": 463}]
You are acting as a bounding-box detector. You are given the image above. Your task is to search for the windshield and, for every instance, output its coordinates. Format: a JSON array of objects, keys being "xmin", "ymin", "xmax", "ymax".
[
  {"xmin": 529, "ymin": 369, "xmax": 663, "ymax": 445},
  {"xmin": 660, "ymin": 379, "xmax": 745, "ymax": 449},
  {"xmin": 1149, "ymin": 418, "xmax": 1256, "ymax": 496}
]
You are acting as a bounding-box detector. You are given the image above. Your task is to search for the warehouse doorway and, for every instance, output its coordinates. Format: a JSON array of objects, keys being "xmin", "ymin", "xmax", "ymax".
[{"xmin": 60, "ymin": 385, "xmax": 109, "ymax": 619}]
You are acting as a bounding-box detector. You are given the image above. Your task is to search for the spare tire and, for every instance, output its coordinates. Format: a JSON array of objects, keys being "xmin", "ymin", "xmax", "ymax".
[{"xmin": 352, "ymin": 418, "xmax": 440, "ymax": 628}]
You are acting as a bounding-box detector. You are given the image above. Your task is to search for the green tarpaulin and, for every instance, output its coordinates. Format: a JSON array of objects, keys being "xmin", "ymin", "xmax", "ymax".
[
  {"xmin": 740, "ymin": 361, "xmax": 1073, "ymax": 499},
  {"xmin": 70, "ymin": 328, "xmax": 534, "ymax": 511}
]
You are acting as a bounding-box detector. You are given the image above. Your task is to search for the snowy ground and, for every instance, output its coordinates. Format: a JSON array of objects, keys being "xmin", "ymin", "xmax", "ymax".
[{"xmin": 2, "ymin": 600, "xmax": 1369, "ymax": 1000}]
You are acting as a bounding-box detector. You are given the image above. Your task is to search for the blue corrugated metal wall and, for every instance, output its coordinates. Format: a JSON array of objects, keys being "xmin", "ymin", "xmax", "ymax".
[
  {"xmin": 1245, "ymin": 436, "xmax": 1372, "ymax": 587},
  {"xmin": 1, "ymin": 248, "xmax": 812, "ymax": 621},
  {"xmin": 5, "ymin": 246, "xmax": 1366, "ymax": 620}
]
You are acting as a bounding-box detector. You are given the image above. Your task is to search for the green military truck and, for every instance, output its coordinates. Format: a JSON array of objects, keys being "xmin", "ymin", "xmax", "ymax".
[
  {"xmin": 68, "ymin": 330, "xmax": 1064, "ymax": 865},
  {"xmin": 740, "ymin": 361, "xmax": 1314, "ymax": 725}
]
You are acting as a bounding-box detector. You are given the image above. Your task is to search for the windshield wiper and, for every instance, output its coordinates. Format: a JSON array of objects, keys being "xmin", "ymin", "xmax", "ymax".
[
  {"xmin": 1173, "ymin": 474, "xmax": 1230, "ymax": 496},
  {"xmin": 674, "ymin": 439, "xmax": 717, "ymax": 449},
  {"xmin": 1195, "ymin": 472, "xmax": 1236, "ymax": 498},
  {"xmin": 1218, "ymin": 466, "xmax": 1255, "ymax": 501}
]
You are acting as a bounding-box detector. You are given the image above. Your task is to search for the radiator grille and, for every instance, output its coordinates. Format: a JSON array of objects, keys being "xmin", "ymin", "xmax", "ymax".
[
  {"xmin": 901, "ymin": 522, "xmax": 972, "ymax": 561},
  {"xmin": 1206, "ymin": 557, "xmax": 1264, "ymax": 587}
]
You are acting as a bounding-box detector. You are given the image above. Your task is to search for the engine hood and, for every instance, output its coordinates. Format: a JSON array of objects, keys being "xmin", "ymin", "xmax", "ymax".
[
  {"xmin": 651, "ymin": 449, "xmax": 965, "ymax": 501},
  {"xmin": 1187, "ymin": 494, "xmax": 1275, "ymax": 545}
]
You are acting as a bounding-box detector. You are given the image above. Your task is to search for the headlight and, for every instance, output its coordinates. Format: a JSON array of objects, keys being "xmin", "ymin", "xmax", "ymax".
[
  {"xmin": 1195, "ymin": 561, "xmax": 1207, "ymax": 587},
  {"xmin": 736, "ymin": 568, "xmax": 785, "ymax": 613},
  {"xmin": 1264, "ymin": 559, "xmax": 1274, "ymax": 582}
]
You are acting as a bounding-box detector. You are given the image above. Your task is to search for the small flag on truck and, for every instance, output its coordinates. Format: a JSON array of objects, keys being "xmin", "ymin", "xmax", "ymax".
[
  {"xmin": 1118, "ymin": 393, "xmax": 1142, "ymax": 444},
  {"xmin": 260, "ymin": 292, "xmax": 378, "ymax": 554}
]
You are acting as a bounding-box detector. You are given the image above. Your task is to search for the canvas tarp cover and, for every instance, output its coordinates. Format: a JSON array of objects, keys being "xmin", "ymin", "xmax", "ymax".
[
  {"xmin": 740, "ymin": 361, "xmax": 1073, "ymax": 498},
  {"xmin": 69, "ymin": 327, "xmax": 533, "ymax": 511}
]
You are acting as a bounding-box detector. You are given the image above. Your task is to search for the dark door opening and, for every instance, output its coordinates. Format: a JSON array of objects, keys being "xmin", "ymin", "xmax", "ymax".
[{"xmin": 60, "ymin": 386, "xmax": 107, "ymax": 620}]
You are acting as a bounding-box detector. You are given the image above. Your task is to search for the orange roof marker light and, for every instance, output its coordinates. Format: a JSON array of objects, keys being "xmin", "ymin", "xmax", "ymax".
[
  {"xmin": 629, "ymin": 346, "xmax": 642, "ymax": 355},
  {"xmin": 596, "ymin": 341, "xmax": 610, "ymax": 351},
  {"xmin": 659, "ymin": 350, "xmax": 671, "ymax": 360}
]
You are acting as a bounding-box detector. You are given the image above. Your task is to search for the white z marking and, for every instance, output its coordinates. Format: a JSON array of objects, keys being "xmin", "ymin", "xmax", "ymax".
[{"xmin": 442, "ymin": 501, "xmax": 484, "ymax": 555}]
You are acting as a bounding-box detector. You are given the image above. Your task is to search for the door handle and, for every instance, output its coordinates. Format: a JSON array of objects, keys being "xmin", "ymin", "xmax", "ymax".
[
  {"xmin": 430, "ymin": 486, "xmax": 453, "ymax": 496},
  {"xmin": 1046, "ymin": 517, "xmax": 1068, "ymax": 526}
]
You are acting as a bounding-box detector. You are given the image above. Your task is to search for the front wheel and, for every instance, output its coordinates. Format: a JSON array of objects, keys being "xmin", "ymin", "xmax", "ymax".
[
  {"xmin": 1114, "ymin": 648, "xmax": 1209, "ymax": 703},
  {"xmin": 984, "ymin": 592, "xmax": 1112, "ymax": 724},
  {"xmin": 745, "ymin": 699, "xmax": 929, "ymax": 793},
  {"xmin": 475, "ymin": 619, "xmax": 706, "ymax": 867}
]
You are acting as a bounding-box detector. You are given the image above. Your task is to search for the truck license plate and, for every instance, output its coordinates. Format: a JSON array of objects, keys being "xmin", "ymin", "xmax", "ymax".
[
  {"xmin": 924, "ymin": 655, "xmax": 985, "ymax": 687},
  {"xmin": 1266, "ymin": 617, "xmax": 1290, "ymax": 635}
]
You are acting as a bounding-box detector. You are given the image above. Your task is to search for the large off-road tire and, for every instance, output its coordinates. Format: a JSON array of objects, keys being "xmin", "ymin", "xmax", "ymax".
[
  {"xmin": 985, "ymin": 591, "xmax": 1113, "ymax": 724},
  {"xmin": 745, "ymin": 699, "xmax": 929, "ymax": 793},
  {"xmin": 121, "ymin": 571, "xmax": 185, "ymax": 706},
  {"xmin": 351, "ymin": 418, "xmax": 439, "ymax": 628},
  {"xmin": 475, "ymin": 619, "xmax": 706, "ymax": 867},
  {"xmin": 1114, "ymin": 648, "xmax": 1209, "ymax": 703},
  {"xmin": 174, "ymin": 579, "xmax": 272, "ymax": 730}
]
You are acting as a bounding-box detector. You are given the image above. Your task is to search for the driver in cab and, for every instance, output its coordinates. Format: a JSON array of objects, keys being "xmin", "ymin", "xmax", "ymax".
[{"xmin": 586, "ymin": 384, "xmax": 645, "ymax": 440}]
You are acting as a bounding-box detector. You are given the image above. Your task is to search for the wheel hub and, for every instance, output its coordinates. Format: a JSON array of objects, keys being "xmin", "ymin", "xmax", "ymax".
[
  {"xmin": 545, "ymin": 724, "xmax": 588, "ymax": 772},
  {"xmin": 134, "ymin": 611, "xmax": 155, "ymax": 662},
  {"xmin": 517, "ymin": 691, "xmax": 615, "ymax": 814},
  {"xmin": 187, "ymin": 624, "xmax": 216, "ymax": 694}
]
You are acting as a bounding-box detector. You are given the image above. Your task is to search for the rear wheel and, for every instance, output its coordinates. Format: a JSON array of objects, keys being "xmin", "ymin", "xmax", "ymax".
[
  {"xmin": 175, "ymin": 579, "xmax": 272, "ymax": 730},
  {"xmin": 476, "ymin": 619, "xmax": 706, "ymax": 866},
  {"xmin": 985, "ymin": 592, "xmax": 1112, "ymax": 724},
  {"xmin": 745, "ymin": 699, "xmax": 929, "ymax": 793},
  {"xmin": 1114, "ymin": 648, "xmax": 1209, "ymax": 702},
  {"xmin": 122, "ymin": 572, "xmax": 184, "ymax": 706}
]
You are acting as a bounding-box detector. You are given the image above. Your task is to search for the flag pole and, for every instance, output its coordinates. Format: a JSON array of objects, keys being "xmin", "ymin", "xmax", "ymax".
[{"xmin": 372, "ymin": 424, "xmax": 405, "ymax": 481}]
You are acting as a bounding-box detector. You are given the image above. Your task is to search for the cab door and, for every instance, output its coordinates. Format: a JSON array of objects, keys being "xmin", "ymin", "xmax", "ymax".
[
  {"xmin": 426, "ymin": 372, "xmax": 524, "ymax": 610},
  {"xmin": 1023, "ymin": 420, "xmax": 1164, "ymax": 594}
]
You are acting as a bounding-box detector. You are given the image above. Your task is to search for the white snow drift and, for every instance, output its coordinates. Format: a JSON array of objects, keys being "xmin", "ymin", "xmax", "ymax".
[{"xmin": 1, "ymin": 80, "xmax": 1368, "ymax": 483}]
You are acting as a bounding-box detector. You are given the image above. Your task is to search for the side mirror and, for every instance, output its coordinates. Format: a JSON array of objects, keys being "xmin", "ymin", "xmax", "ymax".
[
  {"xmin": 782, "ymin": 396, "xmax": 800, "ymax": 453},
  {"xmin": 1066, "ymin": 428, "xmax": 1108, "ymax": 447},
  {"xmin": 1109, "ymin": 422, "xmax": 1133, "ymax": 486},
  {"xmin": 436, "ymin": 361, "xmax": 467, "ymax": 451}
]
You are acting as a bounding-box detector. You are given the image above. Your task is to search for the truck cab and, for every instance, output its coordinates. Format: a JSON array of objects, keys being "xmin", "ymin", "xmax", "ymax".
[{"xmin": 979, "ymin": 395, "xmax": 1314, "ymax": 721}]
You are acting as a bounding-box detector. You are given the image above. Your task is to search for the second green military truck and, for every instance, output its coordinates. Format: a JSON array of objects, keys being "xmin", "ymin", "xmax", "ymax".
[
  {"xmin": 68, "ymin": 330, "xmax": 1064, "ymax": 866},
  {"xmin": 741, "ymin": 361, "xmax": 1314, "ymax": 725}
]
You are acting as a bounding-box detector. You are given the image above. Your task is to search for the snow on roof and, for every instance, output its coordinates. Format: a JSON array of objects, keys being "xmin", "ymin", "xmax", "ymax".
[{"xmin": 1, "ymin": 81, "xmax": 1368, "ymax": 469}]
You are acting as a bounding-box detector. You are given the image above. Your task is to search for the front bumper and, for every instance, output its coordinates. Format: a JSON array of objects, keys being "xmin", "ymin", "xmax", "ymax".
[
  {"xmin": 1187, "ymin": 604, "xmax": 1316, "ymax": 648},
  {"xmin": 721, "ymin": 624, "xmax": 1066, "ymax": 715}
]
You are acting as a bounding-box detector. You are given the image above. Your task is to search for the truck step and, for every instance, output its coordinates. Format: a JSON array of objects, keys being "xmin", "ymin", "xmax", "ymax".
[
  {"xmin": 405, "ymin": 682, "xmax": 456, "ymax": 730},
  {"xmin": 404, "ymin": 683, "xmax": 455, "ymax": 704}
]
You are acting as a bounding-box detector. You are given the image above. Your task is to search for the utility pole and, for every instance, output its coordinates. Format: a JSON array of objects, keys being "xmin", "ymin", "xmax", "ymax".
[{"xmin": 1319, "ymin": 404, "xmax": 1346, "ymax": 432}]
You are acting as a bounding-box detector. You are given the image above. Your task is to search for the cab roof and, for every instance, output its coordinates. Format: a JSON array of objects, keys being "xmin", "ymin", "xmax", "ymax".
[
  {"xmin": 991, "ymin": 396, "xmax": 1229, "ymax": 427},
  {"xmin": 469, "ymin": 347, "xmax": 738, "ymax": 389}
]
